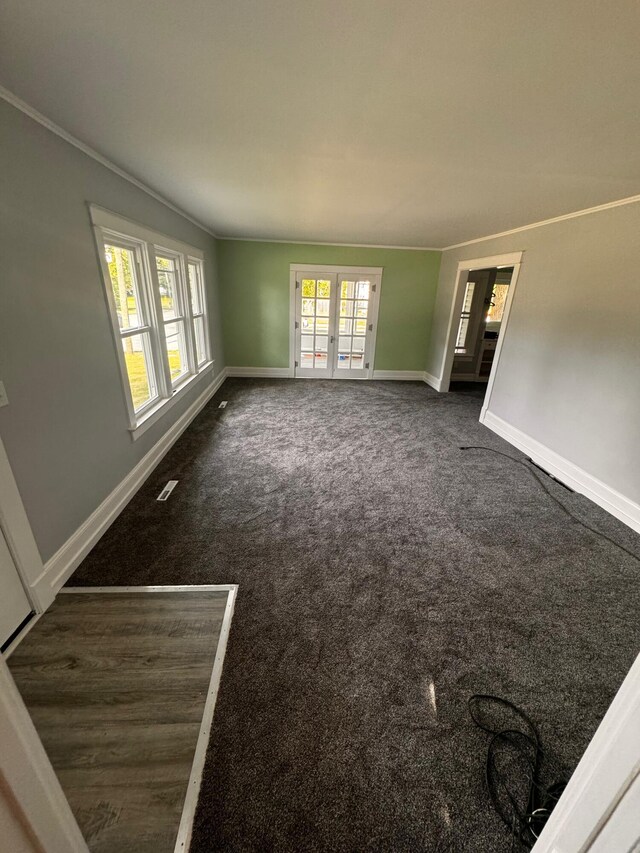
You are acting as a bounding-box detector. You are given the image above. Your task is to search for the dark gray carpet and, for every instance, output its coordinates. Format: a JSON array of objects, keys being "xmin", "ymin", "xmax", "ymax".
[{"xmin": 70, "ymin": 379, "xmax": 640, "ymax": 852}]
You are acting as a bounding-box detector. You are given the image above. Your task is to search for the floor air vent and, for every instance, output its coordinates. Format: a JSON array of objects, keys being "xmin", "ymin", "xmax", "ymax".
[{"xmin": 157, "ymin": 480, "xmax": 179, "ymax": 501}]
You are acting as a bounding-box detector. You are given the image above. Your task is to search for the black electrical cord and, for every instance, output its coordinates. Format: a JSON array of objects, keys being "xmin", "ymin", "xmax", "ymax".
[
  {"xmin": 468, "ymin": 695, "xmax": 567, "ymax": 851},
  {"xmin": 459, "ymin": 446, "xmax": 640, "ymax": 564}
]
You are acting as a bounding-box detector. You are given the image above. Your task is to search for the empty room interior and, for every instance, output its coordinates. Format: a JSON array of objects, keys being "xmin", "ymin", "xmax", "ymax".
[{"xmin": 1, "ymin": 2, "xmax": 640, "ymax": 852}]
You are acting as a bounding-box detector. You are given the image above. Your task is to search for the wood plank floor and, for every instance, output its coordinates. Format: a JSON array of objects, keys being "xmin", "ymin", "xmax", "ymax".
[{"xmin": 8, "ymin": 589, "xmax": 229, "ymax": 853}]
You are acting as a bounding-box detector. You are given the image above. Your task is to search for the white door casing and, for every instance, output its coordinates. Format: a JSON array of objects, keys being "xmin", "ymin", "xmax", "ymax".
[
  {"xmin": 290, "ymin": 264, "xmax": 382, "ymax": 379},
  {"xmin": 0, "ymin": 528, "xmax": 32, "ymax": 649}
]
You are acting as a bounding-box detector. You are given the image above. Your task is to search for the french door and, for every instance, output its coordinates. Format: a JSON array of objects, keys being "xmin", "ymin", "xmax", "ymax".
[{"xmin": 293, "ymin": 266, "xmax": 382, "ymax": 379}]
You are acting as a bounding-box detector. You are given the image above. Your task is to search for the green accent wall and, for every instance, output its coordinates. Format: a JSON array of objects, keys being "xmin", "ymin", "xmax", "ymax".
[{"xmin": 218, "ymin": 240, "xmax": 441, "ymax": 371}]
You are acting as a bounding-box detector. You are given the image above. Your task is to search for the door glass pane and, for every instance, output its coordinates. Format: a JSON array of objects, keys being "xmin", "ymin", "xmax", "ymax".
[
  {"xmin": 156, "ymin": 255, "xmax": 180, "ymax": 320},
  {"xmin": 297, "ymin": 276, "xmax": 332, "ymax": 370},
  {"xmin": 355, "ymin": 319, "xmax": 367, "ymax": 335},
  {"xmin": 356, "ymin": 281, "xmax": 370, "ymax": 299},
  {"xmin": 337, "ymin": 354, "xmax": 350, "ymax": 369},
  {"xmin": 351, "ymin": 354, "xmax": 364, "ymax": 367},
  {"xmin": 338, "ymin": 336, "xmax": 351, "ymax": 351},
  {"xmin": 341, "ymin": 280, "xmax": 355, "ymax": 299},
  {"xmin": 188, "ymin": 262, "xmax": 203, "ymax": 314},
  {"xmin": 339, "ymin": 318, "xmax": 352, "ymax": 334},
  {"xmin": 340, "ymin": 300, "xmax": 353, "ymax": 317},
  {"xmin": 105, "ymin": 244, "xmax": 144, "ymax": 331},
  {"xmin": 351, "ymin": 336, "xmax": 365, "ymax": 352},
  {"xmin": 122, "ymin": 333, "xmax": 156, "ymax": 411},
  {"xmin": 194, "ymin": 315, "xmax": 207, "ymax": 365},
  {"xmin": 164, "ymin": 321, "xmax": 188, "ymax": 383},
  {"xmin": 355, "ymin": 301, "xmax": 368, "ymax": 318}
]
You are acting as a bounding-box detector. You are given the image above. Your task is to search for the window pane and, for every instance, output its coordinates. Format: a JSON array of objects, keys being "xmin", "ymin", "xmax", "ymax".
[
  {"xmin": 456, "ymin": 317, "xmax": 470, "ymax": 350},
  {"xmin": 462, "ymin": 281, "xmax": 475, "ymax": 313},
  {"xmin": 316, "ymin": 299, "xmax": 330, "ymax": 316},
  {"xmin": 194, "ymin": 315, "xmax": 207, "ymax": 366},
  {"xmin": 317, "ymin": 279, "xmax": 331, "ymax": 298},
  {"xmin": 301, "ymin": 279, "xmax": 316, "ymax": 297},
  {"xmin": 355, "ymin": 300, "xmax": 368, "ymax": 318},
  {"xmin": 301, "ymin": 316, "xmax": 315, "ymax": 333},
  {"xmin": 341, "ymin": 281, "xmax": 355, "ymax": 299},
  {"xmin": 339, "ymin": 318, "xmax": 352, "ymax": 335},
  {"xmin": 156, "ymin": 255, "xmax": 180, "ymax": 320},
  {"xmin": 105, "ymin": 244, "xmax": 144, "ymax": 331},
  {"xmin": 337, "ymin": 353, "xmax": 351, "ymax": 369},
  {"xmin": 356, "ymin": 281, "xmax": 370, "ymax": 299},
  {"xmin": 122, "ymin": 333, "xmax": 156, "ymax": 411},
  {"xmin": 486, "ymin": 283, "xmax": 509, "ymax": 324},
  {"xmin": 188, "ymin": 262, "xmax": 203, "ymax": 314},
  {"xmin": 351, "ymin": 336, "xmax": 365, "ymax": 352},
  {"xmin": 164, "ymin": 321, "xmax": 188, "ymax": 383},
  {"xmin": 301, "ymin": 334, "xmax": 314, "ymax": 351}
]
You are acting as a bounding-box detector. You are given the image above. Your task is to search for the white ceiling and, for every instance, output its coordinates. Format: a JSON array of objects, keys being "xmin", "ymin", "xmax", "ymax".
[{"xmin": 1, "ymin": 0, "xmax": 640, "ymax": 248}]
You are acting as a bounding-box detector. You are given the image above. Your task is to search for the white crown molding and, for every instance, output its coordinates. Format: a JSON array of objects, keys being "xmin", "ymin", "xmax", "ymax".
[
  {"xmin": 6, "ymin": 83, "xmax": 640, "ymax": 258},
  {"xmin": 443, "ymin": 194, "xmax": 640, "ymax": 251},
  {"xmin": 0, "ymin": 84, "xmax": 218, "ymax": 238},
  {"xmin": 220, "ymin": 236, "xmax": 442, "ymax": 251}
]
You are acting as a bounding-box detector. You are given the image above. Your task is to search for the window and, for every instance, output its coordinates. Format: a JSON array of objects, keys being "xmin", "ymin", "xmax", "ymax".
[
  {"xmin": 91, "ymin": 207, "xmax": 212, "ymax": 436},
  {"xmin": 455, "ymin": 280, "xmax": 476, "ymax": 354},
  {"xmin": 486, "ymin": 283, "xmax": 509, "ymax": 325}
]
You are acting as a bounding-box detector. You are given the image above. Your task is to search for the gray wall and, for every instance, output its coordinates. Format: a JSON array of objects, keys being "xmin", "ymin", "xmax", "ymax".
[
  {"xmin": 426, "ymin": 203, "xmax": 640, "ymax": 504},
  {"xmin": 0, "ymin": 100, "xmax": 225, "ymax": 562}
]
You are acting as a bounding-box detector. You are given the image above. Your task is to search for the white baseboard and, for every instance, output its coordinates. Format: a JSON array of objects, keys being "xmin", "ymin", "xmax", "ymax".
[
  {"xmin": 372, "ymin": 370, "xmax": 425, "ymax": 381},
  {"xmin": 35, "ymin": 369, "xmax": 228, "ymax": 597},
  {"xmin": 423, "ymin": 371, "xmax": 443, "ymax": 391},
  {"xmin": 481, "ymin": 409, "xmax": 640, "ymax": 535},
  {"xmin": 226, "ymin": 366, "xmax": 292, "ymax": 378}
]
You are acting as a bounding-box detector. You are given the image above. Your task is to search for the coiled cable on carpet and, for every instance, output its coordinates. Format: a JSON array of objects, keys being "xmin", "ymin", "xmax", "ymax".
[
  {"xmin": 459, "ymin": 446, "xmax": 640, "ymax": 564},
  {"xmin": 468, "ymin": 695, "xmax": 567, "ymax": 851}
]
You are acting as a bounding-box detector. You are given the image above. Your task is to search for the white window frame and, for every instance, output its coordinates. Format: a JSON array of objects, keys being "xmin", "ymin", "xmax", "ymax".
[{"xmin": 90, "ymin": 205, "xmax": 213, "ymax": 439}]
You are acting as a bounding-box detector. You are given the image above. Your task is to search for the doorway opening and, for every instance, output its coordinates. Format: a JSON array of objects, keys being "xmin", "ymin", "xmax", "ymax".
[
  {"xmin": 439, "ymin": 252, "xmax": 523, "ymax": 417},
  {"xmin": 289, "ymin": 264, "xmax": 382, "ymax": 379}
]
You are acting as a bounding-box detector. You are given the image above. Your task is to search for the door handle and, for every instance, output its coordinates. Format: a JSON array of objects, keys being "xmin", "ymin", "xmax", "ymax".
[{"xmin": 330, "ymin": 336, "xmax": 335, "ymax": 343}]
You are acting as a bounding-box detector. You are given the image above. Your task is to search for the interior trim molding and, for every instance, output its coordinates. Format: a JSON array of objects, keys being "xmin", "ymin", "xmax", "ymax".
[
  {"xmin": 443, "ymin": 194, "xmax": 640, "ymax": 251},
  {"xmin": 221, "ymin": 236, "xmax": 442, "ymax": 251},
  {"xmin": 423, "ymin": 371, "xmax": 443, "ymax": 391},
  {"xmin": 372, "ymin": 370, "xmax": 425, "ymax": 381},
  {"xmin": 35, "ymin": 369, "xmax": 228, "ymax": 596},
  {"xmin": 226, "ymin": 366, "xmax": 292, "ymax": 378},
  {"xmin": 0, "ymin": 84, "xmax": 217, "ymax": 238},
  {"xmin": 481, "ymin": 409, "xmax": 640, "ymax": 535}
]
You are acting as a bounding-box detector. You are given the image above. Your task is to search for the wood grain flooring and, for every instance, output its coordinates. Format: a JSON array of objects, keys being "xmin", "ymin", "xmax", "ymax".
[{"xmin": 8, "ymin": 589, "xmax": 228, "ymax": 853}]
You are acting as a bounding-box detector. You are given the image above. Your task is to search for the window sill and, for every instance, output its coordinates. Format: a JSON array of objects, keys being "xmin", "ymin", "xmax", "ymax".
[{"xmin": 129, "ymin": 361, "xmax": 214, "ymax": 441}]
